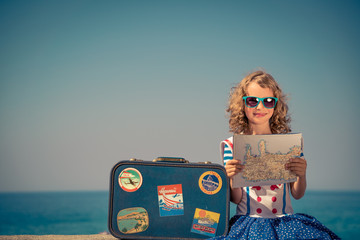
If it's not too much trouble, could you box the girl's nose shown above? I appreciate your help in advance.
[256,101,265,109]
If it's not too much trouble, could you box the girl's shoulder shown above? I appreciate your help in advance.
[220,136,233,150]
[220,136,234,163]
[221,132,248,149]
[222,136,233,144]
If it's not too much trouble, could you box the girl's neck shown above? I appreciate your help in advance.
[247,124,272,135]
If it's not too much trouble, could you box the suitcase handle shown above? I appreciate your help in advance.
[152,157,189,163]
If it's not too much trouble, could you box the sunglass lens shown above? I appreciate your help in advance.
[263,98,275,108]
[246,97,259,107]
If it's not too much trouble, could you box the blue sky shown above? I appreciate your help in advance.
[0,0,359,192]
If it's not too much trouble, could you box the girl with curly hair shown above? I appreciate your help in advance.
[212,70,339,239]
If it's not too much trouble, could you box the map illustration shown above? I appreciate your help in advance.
[233,133,302,187]
[242,139,299,181]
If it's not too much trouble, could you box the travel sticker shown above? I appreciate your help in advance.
[191,208,220,237]
[199,171,222,195]
[118,168,143,192]
[117,207,149,234]
[157,184,184,217]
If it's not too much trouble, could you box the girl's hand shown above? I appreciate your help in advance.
[225,159,245,179]
[226,159,245,203]
[285,157,307,178]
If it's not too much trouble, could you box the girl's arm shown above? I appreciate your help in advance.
[225,159,244,203]
[230,182,243,204]
[287,158,307,199]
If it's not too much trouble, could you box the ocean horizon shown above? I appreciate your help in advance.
[1,190,359,239]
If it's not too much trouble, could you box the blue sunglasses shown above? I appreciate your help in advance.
[243,96,278,109]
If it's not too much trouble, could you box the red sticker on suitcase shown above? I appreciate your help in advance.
[199,171,222,195]
[157,184,184,217]
[118,168,143,192]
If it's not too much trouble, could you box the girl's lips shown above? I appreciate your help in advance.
[254,113,267,117]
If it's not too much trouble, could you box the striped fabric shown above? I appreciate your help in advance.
[223,144,233,166]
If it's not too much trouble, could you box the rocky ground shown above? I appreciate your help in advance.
[0,234,117,240]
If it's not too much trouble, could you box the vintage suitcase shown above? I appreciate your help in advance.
[108,157,230,239]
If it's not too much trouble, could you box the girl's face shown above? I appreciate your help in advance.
[244,82,275,131]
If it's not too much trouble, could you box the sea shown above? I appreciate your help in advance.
[0,190,359,239]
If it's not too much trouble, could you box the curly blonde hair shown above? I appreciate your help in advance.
[227,70,291,134]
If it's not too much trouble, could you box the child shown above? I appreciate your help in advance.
[212,70,339,239]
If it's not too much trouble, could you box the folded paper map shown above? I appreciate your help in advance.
[233,133,303,187]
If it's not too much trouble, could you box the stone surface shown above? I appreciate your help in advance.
[0,235,117,240]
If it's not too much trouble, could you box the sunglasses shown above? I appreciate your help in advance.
[243,96,278,109]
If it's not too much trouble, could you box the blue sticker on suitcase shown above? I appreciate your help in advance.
[157,184,184,217]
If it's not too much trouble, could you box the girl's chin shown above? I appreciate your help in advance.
[249,118,271,126]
